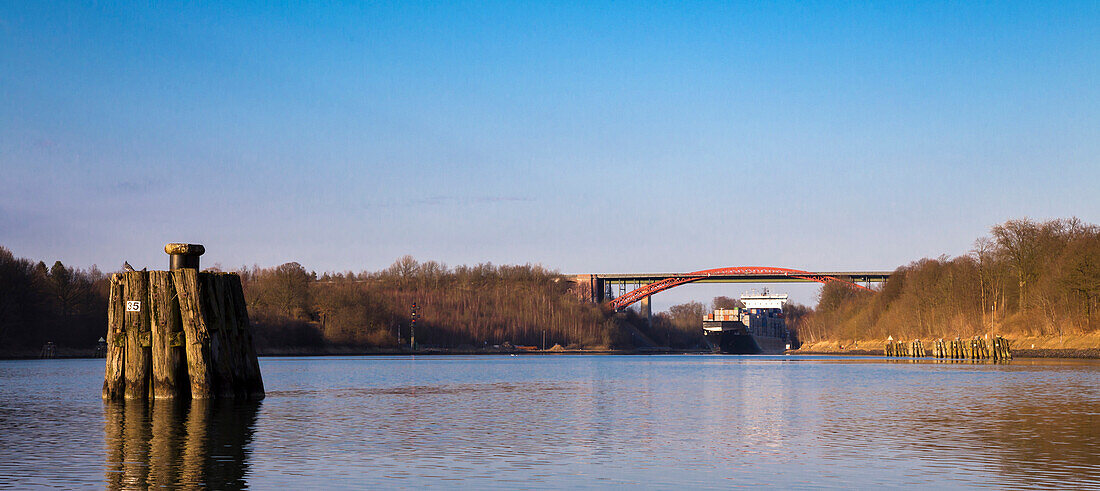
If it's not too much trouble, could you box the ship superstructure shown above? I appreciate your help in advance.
[702,289,791,354]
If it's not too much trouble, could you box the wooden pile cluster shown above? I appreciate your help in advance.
[931,336,1012,361]
[991,336,1013,361]
[103,399,259,487]
[102,270,264,400]
[884,339,904,356]
[886,335,1012,361]
[910,339,926,357]
[884,339,898,356]
[885,339,927,357]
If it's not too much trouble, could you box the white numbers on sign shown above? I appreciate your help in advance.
[126,301,141,312]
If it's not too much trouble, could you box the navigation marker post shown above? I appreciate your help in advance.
[410,302,418,351]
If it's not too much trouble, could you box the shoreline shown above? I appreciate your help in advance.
[793,333,1100,359]
[7,333,1100,360]
[790,348,1100,359]
[0,347,712,360]
[5,347,1099,360]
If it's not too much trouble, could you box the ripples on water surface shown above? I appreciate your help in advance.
[1,355,1098,488]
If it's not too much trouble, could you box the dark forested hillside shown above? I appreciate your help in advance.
[0,247,108,355]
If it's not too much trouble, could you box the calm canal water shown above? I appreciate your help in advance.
[1,355,1098,489]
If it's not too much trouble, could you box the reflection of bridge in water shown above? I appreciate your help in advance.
[571,267,893,319]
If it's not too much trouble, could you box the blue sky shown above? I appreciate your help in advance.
[2,1,1098,308]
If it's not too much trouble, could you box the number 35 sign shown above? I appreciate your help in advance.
[125,301,141,312]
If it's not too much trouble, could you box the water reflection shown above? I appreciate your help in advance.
[812,361,1100,488]
[103,399,260,489]
[2,357,1098,488]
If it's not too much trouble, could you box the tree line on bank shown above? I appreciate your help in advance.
[799,218,1100,342]
[3,216,1095,354]
[238,256,674,351]
[0,247,703,354]
[0,247,108,354]
[239,260,799,351]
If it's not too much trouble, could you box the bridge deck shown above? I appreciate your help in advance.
[583,271,893,282]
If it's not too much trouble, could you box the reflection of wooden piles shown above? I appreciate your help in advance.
[103,403,125,490]
[103,400,259,488]
[149,402,183,487]
[121,401,151,487]
[888,335,1012,361]
[103,268,264,400]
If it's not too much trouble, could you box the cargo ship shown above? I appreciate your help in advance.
[702,289,791,354]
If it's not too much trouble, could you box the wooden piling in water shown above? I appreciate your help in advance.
[103,275,126,399]
[174,268,215,399]
[229,273,265,398]
[885,334,1012,361]
[102,244,263,401]
[123,271,151,399]
[149,271,184,399]
[990,335,1012,361]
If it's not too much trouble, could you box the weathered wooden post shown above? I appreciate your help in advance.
[103,275,126,399]
[123,271,151,398]
[992,335,1012,361]
[102,244,263,400]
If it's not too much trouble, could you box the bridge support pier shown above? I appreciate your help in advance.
[639,295,651,327]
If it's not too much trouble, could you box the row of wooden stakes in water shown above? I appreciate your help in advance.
[884,336,1013,360]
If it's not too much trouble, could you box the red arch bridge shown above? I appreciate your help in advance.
[570,267,892,316]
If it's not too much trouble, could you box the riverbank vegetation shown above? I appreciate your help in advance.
[3,217,1097,355]
[798,218,1100,343]
[240,256,652,351]
[0,248,695,355]
[0,247,108,355]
